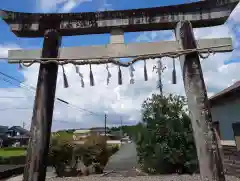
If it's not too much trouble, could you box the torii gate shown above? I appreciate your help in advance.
[0,0,239,181]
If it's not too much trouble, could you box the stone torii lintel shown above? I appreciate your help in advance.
[7,37,233,63]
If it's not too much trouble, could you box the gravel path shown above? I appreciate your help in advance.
[5,167,56,181]
[45,175,240,181]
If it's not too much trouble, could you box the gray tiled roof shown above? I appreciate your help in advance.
[209,81,240,102]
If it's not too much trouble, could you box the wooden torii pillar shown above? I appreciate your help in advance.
[22,29,61,181]
[176,21,226,181]
[0,1,238,181]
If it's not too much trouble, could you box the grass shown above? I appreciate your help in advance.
[0,148,26,157]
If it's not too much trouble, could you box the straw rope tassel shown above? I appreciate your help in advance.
[62,65,69,88]
[89,64,94,86]
[172,58,177,84]
[118,65,122,85]
[144,60,148,81]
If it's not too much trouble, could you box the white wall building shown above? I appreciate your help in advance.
[209,81,240,148]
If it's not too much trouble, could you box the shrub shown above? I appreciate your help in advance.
[48,132,78,177]
[83,135,110,173]
[48,133,115,176]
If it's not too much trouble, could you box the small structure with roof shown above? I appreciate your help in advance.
[209,81,240,149]
[6,126,30,146]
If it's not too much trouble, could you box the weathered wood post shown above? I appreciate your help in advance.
[175,21,225,181]
[23,29,61,181]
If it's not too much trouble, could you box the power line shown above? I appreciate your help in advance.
[0,76,101,117]
[0,71,103,117]
[0,107,31,111]
[0,77,104,127]
[0,96,31,99]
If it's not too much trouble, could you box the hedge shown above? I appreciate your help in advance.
[0,156,26,165]
[1,147,27,151]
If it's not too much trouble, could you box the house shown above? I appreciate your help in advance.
[209,80,240,149]
[6,126,30,146]
[0,125,30,147]
[73,127,110,140]
[7,126,30,137]
[73,127,124,146]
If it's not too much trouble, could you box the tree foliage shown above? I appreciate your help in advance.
[136,94,199,174]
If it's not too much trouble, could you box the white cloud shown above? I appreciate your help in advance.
[37,0,92,12]
[1,2,240,131]
[97,0,114,11]
[230,2,240,23]
[0,44,20,57]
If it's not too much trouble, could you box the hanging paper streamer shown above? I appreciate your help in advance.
[79,72,85,88]
[106,64,111,85]
[172,58,177,84]
[75,65,84,88]
[89,64,94,86]
[62,65,69,88]
[156,60,163,95]
[144,60,148,81]
[118,66,122,85]
[129,64,135,84]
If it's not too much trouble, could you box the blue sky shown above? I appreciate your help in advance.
[0,0,239,130]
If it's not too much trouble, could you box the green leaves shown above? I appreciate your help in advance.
[136,93,199,174]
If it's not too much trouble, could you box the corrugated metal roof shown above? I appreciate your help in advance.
[209,80,240,101]
[74,129,90,134]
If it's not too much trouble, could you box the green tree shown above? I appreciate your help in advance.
[137,94,198,174]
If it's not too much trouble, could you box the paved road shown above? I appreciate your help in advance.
[0,165,24,173]
[103,143,139,176]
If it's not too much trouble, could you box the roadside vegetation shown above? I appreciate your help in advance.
[111,94,199,175]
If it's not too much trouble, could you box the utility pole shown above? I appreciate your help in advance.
[23,29,61,181]
[153,60,165,97]
[120,116,123,138]
[104,114,107,136]
[175,21,225,181]
[157,60,163,97]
